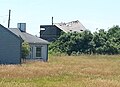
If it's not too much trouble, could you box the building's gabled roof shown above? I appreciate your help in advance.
[54,20,86,33]
[0,24,22,41]
[9,28,49,44]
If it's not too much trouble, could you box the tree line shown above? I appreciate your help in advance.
[49,25,120,55]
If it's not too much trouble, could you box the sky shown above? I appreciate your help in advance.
[0,0,120,36]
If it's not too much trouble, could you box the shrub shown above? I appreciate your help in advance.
[21,41,30,60]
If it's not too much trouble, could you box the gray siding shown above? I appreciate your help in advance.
[40,25,61,42]
[41,44,48,61]
[0,25,21,64]
[27,44,48,61]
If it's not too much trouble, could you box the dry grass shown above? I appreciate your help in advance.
[0,55,120,87]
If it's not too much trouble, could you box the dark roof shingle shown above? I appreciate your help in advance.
[9,28,49,44]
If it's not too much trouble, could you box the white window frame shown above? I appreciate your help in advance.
[35,46,42,59]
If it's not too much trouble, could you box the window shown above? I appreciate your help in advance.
[40,28,45,30]
[36,47,41,57]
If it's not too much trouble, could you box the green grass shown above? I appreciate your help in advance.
[0,55,120,87]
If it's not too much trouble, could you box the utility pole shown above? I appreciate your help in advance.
[52,17,53,25]
[8,9,11,28]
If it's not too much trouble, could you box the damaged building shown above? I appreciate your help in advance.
[40,19,86,42]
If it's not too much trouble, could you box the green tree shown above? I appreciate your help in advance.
[22,42,30,60]
[49,30,93,55]
[49,26,120,55]
[106,25,120,54]
[93,29,107,54]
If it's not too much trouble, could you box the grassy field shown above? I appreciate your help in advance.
[0,55,120,87]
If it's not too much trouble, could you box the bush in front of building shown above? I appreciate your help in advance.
[21,41,30,60]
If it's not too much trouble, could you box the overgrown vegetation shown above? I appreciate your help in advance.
[49,25,120,55]
[0,55,120,87]
[21,41,30,59]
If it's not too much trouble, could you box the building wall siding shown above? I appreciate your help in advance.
[40,25,61,42]
[28,44,48,61]
[0,25,21,64]
[41,44,48,61]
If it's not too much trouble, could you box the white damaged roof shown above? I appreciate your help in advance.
[54,20,86,33]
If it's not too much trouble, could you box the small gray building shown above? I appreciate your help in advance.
[0,23,49,64]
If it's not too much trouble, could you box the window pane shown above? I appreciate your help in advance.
[36,47,41,57]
